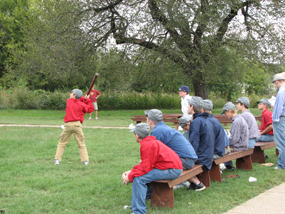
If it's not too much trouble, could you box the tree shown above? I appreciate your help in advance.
[4,0,96,91]
[77,0,285,98]
[0,0,30,82]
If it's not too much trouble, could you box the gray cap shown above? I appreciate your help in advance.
[257,98,271,108]
[144,109,163,122]
[222,102,236,114]
[272,73,285,82]
[235,97,250,108]
[71,89,82,99]
[130,123,150,139]
[202,99,213,111]
[189,96,203,109]
[179,115,192,128]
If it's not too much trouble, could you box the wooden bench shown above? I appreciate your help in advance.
[131,114,262,128]
[251,141,276,163]
[150,164,210,208]
[209,148,254,183]
[131,114,183,128]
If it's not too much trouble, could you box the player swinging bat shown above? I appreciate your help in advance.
[86,73,101,120]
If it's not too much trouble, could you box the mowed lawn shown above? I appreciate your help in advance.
[0,109,283,213]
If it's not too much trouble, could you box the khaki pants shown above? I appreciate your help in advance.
[55,121,89,162]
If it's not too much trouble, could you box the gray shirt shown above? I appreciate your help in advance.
[229,114,249,151]
[240,109,260,139]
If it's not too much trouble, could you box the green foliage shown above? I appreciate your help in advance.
[39,91,66,110]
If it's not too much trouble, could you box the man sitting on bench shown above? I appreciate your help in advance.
[202,99,227,159]
[122,123,182,214]
[187,96,215,188]
[145,109,205,191]
[256,98,274,142]
[222,102,249,169]
[179,115,192,141]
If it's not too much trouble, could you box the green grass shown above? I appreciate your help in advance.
[0,109,280,213]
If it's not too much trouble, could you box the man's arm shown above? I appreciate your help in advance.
[260,124,273,135]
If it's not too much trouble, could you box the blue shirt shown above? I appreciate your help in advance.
[272,85,285,122]
[189,113,215,171]
[208,114,226,157]
[229,114,249,151]
[240,109,260,139]
[151,121,198,160]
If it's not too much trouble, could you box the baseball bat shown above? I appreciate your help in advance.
[86,73,99,96]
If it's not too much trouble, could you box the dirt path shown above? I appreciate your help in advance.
[0,124,129,129]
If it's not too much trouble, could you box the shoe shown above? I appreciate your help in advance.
[123,205,132,210]
[187,182,206,191]
[225,165,236,170]
[83,161,89,165]
[173,183,185,189]
[88,117,91,120]
[96,117,98,120]
[54,159,60,165]
[265,154,269,159]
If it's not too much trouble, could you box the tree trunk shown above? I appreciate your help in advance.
[192,73,208,99]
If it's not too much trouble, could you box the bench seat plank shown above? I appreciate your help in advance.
[150,165,207,208]
[210,148,254,183]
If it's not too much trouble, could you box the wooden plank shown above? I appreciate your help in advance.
[150,182,174,208]
[214,149,254,165]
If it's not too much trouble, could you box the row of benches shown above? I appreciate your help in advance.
[150,141,276,208]
[131,114,262,128]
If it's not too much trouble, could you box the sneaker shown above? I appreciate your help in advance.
[96,117,98,120]
[187,182,206,191]
[265,154,269,159]
[83,161,89,165]
[88,117,91,120]
[123,205,132,210]
[54,159,60,165]
[173,183,185,189]
[225,165,236,170]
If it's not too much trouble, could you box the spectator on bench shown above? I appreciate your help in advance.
[256,98,274,142]
[202,99,227,159]
[222,102,249,170]
[235,97,260,148]
[179,115,192,141]
[145,109,205,191]
[122,123,182,214]
[187,96,215,187]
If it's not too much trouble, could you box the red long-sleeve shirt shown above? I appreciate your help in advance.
[128,136,182,182]
[64,97,94,124]
[260,108,274,135]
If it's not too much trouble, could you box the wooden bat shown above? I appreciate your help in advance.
[86,73,99,96]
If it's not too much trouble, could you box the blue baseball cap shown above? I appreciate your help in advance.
[179,86,189,94]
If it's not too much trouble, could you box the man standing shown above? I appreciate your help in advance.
[235,97,259,148]
[179,86,192,116]
[256,98,274,142]
[122,123,182,214]
[87,85,101,120]
[272,73,285,170]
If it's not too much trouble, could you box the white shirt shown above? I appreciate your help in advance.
[181,94,192,116]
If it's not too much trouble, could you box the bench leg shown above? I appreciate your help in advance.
[251,147,265,163]
[276,148,279,156]
[209,162,222,182]
[236,155,253,170]
[150,182,174,208]
[197,170,211,187]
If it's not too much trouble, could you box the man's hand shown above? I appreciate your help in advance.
[85,94,90,99]
[122,170,131,185]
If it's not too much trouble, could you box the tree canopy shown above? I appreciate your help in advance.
[77,0,285,98]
